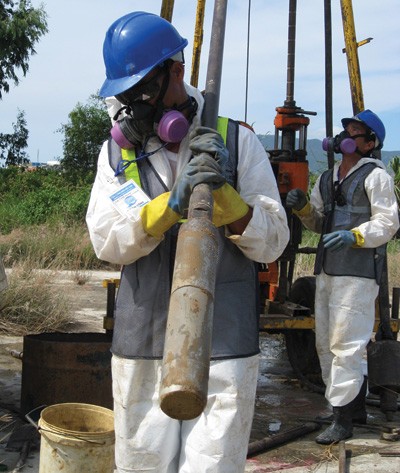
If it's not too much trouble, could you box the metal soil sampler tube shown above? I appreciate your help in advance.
[160,186,219,420]
[160,0,227,420]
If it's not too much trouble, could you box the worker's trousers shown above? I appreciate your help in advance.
[112,354,259,473]
[315,271,378,407]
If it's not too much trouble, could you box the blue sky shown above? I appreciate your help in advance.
[1,0,399,164]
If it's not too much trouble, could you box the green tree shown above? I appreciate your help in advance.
[0,109,29,166]
[0,0,48,99]
[59,94,110,184]
[389,155,400,203]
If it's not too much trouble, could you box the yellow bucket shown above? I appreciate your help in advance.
[38,403,115,473]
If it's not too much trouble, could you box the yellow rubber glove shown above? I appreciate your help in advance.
[352,229,365,247]
[140,192,181,239]
[212,183,249,227]
[292,201,311,217]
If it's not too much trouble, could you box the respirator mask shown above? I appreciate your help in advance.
[322,129,373,156]
[322,130,357,155]
[110,65,197,149]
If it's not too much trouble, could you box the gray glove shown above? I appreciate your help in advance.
[168,153,225,215]
[286,189,308,211]
[189,126,229,166]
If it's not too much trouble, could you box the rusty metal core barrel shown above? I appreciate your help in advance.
[367,339,400,395]
[160,216,218,420]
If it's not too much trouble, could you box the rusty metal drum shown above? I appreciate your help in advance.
[20,332,112,415]
[367,339,400,395]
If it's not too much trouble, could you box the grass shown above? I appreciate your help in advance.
[0,261,74,335]
[0,222,115,271]
[0,222,115,335]
[0,224,399,336]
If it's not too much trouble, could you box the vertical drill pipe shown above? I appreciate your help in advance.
[160,0,228,420]
[244,0,251,123]
[324,0,335,169]
[340,0,364,114]
[190,0,207,88]
[202,0,228,128]
[160,0,175,22]
[279,0,297,156]
[285,0,297,107]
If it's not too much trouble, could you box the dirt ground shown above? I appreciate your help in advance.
[0,270,400,472]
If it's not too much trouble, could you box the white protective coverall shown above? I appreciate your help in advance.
[298,158,399,407]
[86,83,289,473]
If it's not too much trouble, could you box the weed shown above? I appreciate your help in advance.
[0,261,74,335]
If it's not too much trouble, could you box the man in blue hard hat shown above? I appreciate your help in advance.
[86,11,289,473]
[286,110,399,444]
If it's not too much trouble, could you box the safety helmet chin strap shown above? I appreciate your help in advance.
[152,65,172,123]
[174,96,198,123]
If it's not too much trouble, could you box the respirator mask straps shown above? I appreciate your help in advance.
[175,96,198,122]
[113,106,130,122]
[114,136,168,177]
[156,96,198,144]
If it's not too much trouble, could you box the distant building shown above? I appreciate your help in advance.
[29,160,62,170]
[45,160,61,168]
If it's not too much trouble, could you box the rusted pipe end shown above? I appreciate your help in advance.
[160,389,206,420]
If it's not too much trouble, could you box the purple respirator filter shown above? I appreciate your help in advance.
[322,137,357,154]
[157,110,189,143]
[111,122,135,150]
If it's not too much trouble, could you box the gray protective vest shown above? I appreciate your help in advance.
[314,162,386,282]
[109,119,260,360]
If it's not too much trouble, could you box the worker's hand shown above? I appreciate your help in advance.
[168,153,225,215]
[189,126,229,167]
[286,189,308,211]
[322,230,356,252]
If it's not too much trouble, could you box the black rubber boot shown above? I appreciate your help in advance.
[315,376,368,424]
[315,405,353,444]
[350,377,368,424]
[316,377,368,425]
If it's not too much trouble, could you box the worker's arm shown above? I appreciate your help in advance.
[224,126,290,264]
[355,167,399,247]
[227,207,253,235]
[289,174,326,234]
[86,141,163,265]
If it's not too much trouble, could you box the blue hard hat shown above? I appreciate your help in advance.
[99,11,188,98]
[341,109,386,150]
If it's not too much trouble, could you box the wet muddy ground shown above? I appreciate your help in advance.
[1,271,400,472]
